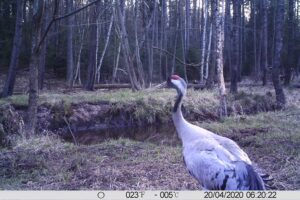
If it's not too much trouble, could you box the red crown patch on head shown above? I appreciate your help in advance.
[171,75,181,80]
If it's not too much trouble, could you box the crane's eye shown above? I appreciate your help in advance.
[171,75,180,80]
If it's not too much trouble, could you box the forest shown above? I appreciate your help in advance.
[0,0,300,191]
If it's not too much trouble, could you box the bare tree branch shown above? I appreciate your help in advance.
[36,0,102,52]
[152,46,200,67]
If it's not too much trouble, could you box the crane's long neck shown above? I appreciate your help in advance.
[172,92,192,143]
[173,93,183,113]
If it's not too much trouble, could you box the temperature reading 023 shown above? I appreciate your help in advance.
[125,191,145,199]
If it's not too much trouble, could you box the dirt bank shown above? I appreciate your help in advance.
[0,89,278,145]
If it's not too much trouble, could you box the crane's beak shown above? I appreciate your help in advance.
[156,81,167,89]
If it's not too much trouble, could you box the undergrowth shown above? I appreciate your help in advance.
[0,87,299,189]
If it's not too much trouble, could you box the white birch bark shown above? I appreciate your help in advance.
[96,14,114,83]
[205,23,212,80]
[200,0,208,82]
[112,41,121,83]
[214,0,227,118]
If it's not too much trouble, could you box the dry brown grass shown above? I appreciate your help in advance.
[0,137,199,190]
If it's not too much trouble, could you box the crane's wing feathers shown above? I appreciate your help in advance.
[189,123,251,164]
[183,148,234,190]
[183,141,265,190]
[213,135,252,164]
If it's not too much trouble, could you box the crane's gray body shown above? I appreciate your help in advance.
[168,76,265,190]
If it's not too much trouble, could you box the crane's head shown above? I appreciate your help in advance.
[167,75,187,96]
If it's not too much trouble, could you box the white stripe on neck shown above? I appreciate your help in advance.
[172,96,198,144]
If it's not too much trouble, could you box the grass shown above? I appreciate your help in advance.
[0,86,300,190]
[0,108,299,189]
[0,89,198,110]
[0,136,199,190]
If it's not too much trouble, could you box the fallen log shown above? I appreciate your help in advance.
[73,83,207,90]
[292,84,300,88]
[73,84,131,89]
[188,83,206,90]
[12,82,270,94]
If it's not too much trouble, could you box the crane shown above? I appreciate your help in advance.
[167,74,266,190]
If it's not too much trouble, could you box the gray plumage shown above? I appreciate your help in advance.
[167,75,265,190]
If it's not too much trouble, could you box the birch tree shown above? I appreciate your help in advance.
[205,23,212,80]
[206,0,217,89]
[116,0,141,90]
[96,13,114,83]
[214,0,227,118]
[200,0,208,83]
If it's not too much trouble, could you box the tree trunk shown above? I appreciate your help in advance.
[66,0,75,87]
[158,0,167,82]
[272,0,286,108]
[147,27,154,85]
[185,0,190,53]
[116,0,141,91]
[84,1,99,91]
[206,0,217,89]
[284,0,295,86]
[134,1,145,87]
[238,0,244,81]
[38,3,48,90]
[270,1,276,71]
[181,25,188,82]
[200,0,208,83]
[1,0,24,97]
[171,1,180,75]
[230,0,240,93]
[38,32,47,90]
[214,0,227,118]
[205,23,212,80]
[73,29,85,85]
[192,0,197,41]
[146,1,157,86]
[180,0,188,82]
[96,14,114,83]
[261,0,268,86]
[112,41,121,83]
[253,0,258,78]
[224,0,231,79]
[26,0,45,136]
